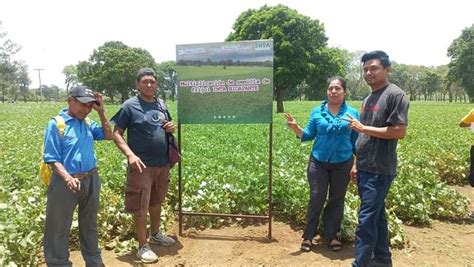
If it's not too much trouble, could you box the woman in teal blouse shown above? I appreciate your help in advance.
[286,76,359,252]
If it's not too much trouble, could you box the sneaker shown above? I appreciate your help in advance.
[136,243,158,263]
[149,232,176,246]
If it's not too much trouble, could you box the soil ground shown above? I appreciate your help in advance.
[60,186,474,266]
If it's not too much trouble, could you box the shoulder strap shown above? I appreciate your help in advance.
[158,98,172,121]
[53,115,66,137]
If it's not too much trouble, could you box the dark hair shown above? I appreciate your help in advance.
[136,67,157,82]
[361,50,391,68]
[327,76,347,91]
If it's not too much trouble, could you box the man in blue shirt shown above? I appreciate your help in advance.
[43,86,112,266]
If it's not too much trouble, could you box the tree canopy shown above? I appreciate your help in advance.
[226,4,335,112]
[448,24,474,102]
[76,41,157,103]
[157,61,177,101]
[0,21,30,103]
[62,65,78,95]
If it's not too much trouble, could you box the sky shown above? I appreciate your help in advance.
[1,0,473,89]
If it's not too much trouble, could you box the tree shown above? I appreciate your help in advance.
[226,4,329,112]
[9,61,30,102]
[62,65,78,95]
[303,47,346,100]
[448,24,474,102]
[390,63,424,101]
[157,61,177,101]
[0,21,22,103]
[420,67,442,101]
[40,84,60,100]
[340,50,370,100]
[77,41,158,103]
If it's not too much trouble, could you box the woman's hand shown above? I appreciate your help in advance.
[285,112,299,130]
[285,112,303,138]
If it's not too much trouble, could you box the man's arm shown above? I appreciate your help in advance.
[344,114,407,140]
[92,93,113,140]
[112,125,146,173]
[51,162,81,192]
[359,124,406,139]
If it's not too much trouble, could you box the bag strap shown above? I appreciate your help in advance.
[53,115,66,137]
[53,115,91,137]
[157,98,172,121]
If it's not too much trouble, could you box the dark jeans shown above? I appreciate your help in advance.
[44,172,102,267]
[352,171,395,267]
[302,156,353,241]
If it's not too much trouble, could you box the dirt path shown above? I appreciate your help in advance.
[62,186,474,266]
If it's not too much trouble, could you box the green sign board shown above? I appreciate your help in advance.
[176,40,273,124]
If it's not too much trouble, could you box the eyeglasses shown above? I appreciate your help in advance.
[139,79,157,85]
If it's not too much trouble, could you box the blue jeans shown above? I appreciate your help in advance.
[352,171,395,267]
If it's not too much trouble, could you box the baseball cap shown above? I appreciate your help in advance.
[69,86,98,104]
[136,67,157,81]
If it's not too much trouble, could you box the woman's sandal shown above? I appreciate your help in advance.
[300,239,312,252]
[328,239,342,252]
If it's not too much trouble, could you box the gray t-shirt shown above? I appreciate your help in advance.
[355,83,409,175]
[111,96,169,166]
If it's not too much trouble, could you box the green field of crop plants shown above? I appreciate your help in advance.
[0,101,472,265]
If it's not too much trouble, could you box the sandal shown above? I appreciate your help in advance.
[300,239,312,252]
[328,239,342,252]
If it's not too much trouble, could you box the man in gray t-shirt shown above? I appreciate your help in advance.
[344,51,409,267]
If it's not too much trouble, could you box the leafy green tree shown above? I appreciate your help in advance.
[420,67,442,101]
[41,84,60,100]
[303,47,346,100]
[62,65,78,95]
[157,61,177,101]
[226,4,329,112]
[77,41,157,103]
[9,61,30,102]
[0,21,22,103]
[448,24,474,102]
[391,63,424,101]
[340,50,370,100]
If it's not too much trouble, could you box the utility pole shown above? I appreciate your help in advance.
[33,68,44,102]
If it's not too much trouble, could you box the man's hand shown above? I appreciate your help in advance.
[342,114,366,133]
[128,154,146,173]
[350,164,358,182]
[66,177,81,193]
[92,92,105,113]
[163,120,176,133]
